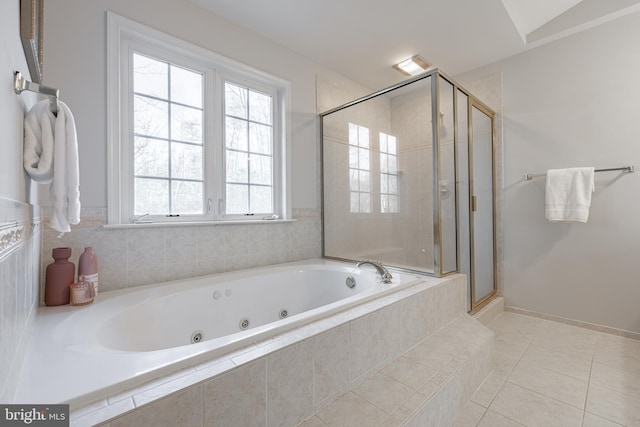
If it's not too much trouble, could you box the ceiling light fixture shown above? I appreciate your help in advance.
[393,55,431,76]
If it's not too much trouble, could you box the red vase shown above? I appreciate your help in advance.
[78,247,99,296]
[45,247,75,306]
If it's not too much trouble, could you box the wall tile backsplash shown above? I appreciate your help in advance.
[0,197,40,402]
[40,208,321,294]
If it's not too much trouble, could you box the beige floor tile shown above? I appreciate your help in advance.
[477,409,526,427]
[582,412,624,427]
[352,372,414,414]
[586,384,640,426]
[380,356,438,390]
[377,407,412,427]
[531,321,599,361]
[493,351,519,376]
[488,312,544,344]
[493,335,529,359]
[490,382,583,427]
[297,416,328,427]
[449,401,486,427]
[591,362,640,399]
[520,344,592,381]
[316,392,387,427]
[594,335,640,375]
[507,360,588,409]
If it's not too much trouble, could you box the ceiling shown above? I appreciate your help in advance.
[190,0,640,90]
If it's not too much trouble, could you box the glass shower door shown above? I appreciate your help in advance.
[470,103,496,310]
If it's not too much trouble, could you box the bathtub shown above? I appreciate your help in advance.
[14,259,425,407]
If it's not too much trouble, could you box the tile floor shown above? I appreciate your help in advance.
[451,312,640,427]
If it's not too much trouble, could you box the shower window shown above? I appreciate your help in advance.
[348,123,371,213]
[106,13,291,225]
[379,132,398,213]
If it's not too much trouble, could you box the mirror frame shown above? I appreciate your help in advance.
[20,0,44,83]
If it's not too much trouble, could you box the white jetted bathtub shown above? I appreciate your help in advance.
[15,259,424,406]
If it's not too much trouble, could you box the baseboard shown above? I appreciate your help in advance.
[505,306,640,341]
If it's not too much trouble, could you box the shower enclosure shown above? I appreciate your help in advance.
[320,68,496,312]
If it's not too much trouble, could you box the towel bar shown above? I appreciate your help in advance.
[524,165,634,181]
[13,70,59,115]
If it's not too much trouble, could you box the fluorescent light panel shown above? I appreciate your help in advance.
[393,55,431,76]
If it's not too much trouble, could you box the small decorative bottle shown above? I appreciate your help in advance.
[78,247,99,296]
[45,247,75,306]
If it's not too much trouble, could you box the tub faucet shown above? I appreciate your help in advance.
[356,260,393,284]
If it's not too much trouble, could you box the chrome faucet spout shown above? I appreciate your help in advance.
[356,260,393,284]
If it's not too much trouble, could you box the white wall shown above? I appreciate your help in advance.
[457,11,640,333]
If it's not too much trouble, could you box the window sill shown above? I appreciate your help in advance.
[102,219,297,230]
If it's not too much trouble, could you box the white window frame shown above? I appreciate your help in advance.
[219,74,283,220]
[107,12,291,225]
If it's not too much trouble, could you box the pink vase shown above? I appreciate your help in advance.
[45,247,74,306]
[78,247,99,296]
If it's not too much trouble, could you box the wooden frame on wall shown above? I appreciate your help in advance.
[20,0,44,84]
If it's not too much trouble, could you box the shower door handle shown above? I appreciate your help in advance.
[471,196,477,212]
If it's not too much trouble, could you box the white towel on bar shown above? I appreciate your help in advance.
[24,99,81,234]
[545,167,594,223]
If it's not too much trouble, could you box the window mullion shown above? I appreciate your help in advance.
[245,94,252,213]
[167,63,173,215]
[212,70,225,220]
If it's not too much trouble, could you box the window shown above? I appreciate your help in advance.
[379,132,399,213]
[224,83,274,215]
[107,13,290,224]
[133,53,204,216]
[348,123,371,213]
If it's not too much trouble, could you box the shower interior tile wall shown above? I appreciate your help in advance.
[0,198,40,402]
[40,208,321,293]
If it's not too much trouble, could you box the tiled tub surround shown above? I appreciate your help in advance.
[0,197,40,402]
[302,315,494,427]
[40,207,321,294]
[17,260,421,405]
[60,272,487,426]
